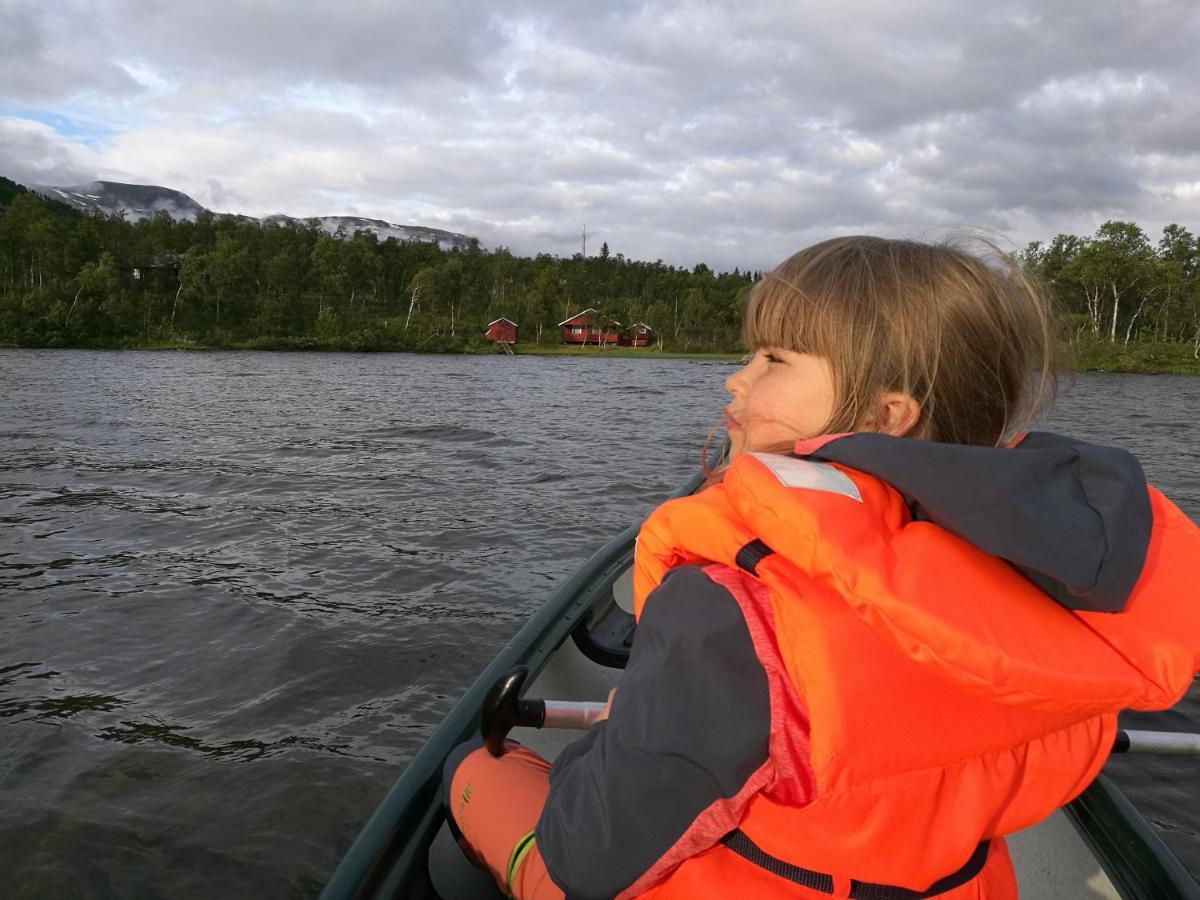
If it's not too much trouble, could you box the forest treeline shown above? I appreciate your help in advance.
[2,176,1198,367]
[0,178,753,353]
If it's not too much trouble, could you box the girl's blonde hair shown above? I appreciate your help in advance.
[741,235,1057,447]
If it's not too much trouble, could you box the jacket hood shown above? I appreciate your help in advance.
[794,432,1151,614]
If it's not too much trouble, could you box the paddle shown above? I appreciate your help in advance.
[480,667,1200,758]
[480,666,607,756]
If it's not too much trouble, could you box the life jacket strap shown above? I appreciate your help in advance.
[720,829,991,899]
[735,539,774,575]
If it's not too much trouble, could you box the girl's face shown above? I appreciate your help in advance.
[723,347,837,459]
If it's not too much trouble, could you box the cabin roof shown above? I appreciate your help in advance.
[558,308,621,327]
[487,317,519,326]
[557,308,600,326]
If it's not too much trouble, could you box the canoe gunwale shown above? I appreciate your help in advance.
[320,525,638,899]
[320,471,705,900]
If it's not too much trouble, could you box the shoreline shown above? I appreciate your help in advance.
[0,339,745,364]
[1,341,1197,374]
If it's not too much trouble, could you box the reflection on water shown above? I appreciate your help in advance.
[0,350,1197,897]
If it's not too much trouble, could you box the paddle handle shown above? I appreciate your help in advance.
[481,667,608,756]
[1113,729,1200,756]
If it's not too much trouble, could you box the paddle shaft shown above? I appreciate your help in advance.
[518,706,1200,756]
[520,709,1200,754]
[483,669,1200,758]
[541,700,608,729]
[1113,729,1200,756]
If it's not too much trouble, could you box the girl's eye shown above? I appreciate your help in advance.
[763,351,784,364]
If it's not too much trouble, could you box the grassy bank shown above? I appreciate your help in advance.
[509,343,742,362]
[1062,338,1200,375]
[0,331,742,361]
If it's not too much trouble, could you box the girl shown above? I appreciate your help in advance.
[438,236,1200,899]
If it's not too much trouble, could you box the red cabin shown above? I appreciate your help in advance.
[484,317,519,344]
[558,308,621,345]
[619,322,654,347]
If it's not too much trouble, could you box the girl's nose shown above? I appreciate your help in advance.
[725,365,748,396]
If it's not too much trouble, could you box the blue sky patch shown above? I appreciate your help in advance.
[3,108,113,148]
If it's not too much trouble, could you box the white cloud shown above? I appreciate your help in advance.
[0,117,99,185]
[2,0,1199,269]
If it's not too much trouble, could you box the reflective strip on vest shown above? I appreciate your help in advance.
[748,453,863,501]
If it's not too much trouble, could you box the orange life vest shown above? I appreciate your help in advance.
[628,451,1200,896]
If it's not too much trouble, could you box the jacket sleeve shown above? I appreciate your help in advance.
[534,564,772,899]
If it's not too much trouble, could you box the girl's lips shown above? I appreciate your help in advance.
[724,407,742,430]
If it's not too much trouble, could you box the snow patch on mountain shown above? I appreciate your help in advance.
[262,214,474,251]
[33,181,207,222]
[25,179,476,250]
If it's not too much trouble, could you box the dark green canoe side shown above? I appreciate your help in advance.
[318,470,686,900]
[1065,773,1200,899]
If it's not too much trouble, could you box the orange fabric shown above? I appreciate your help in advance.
[631,451,1200,894]
[449,744,564,900]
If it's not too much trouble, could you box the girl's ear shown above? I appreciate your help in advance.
[871,391,921,437]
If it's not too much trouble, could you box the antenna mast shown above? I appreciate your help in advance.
[581,225,588,257]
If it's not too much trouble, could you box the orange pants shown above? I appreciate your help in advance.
[447,743,563,900]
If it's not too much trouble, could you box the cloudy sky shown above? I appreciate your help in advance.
[2,0,1198,270]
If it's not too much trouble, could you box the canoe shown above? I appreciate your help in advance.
[320,469,1200,900]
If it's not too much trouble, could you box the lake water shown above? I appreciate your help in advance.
[1,350,1197,897]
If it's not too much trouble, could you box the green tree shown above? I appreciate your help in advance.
[66,252,123,338]
[1061,222,1155,343]
[207,233,254,333]
[311,234,348,316]
[1153,225,1197,343]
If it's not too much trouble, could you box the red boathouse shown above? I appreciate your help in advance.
[484,317,519,344]
[558,308,621,345]
[619,322,654,347]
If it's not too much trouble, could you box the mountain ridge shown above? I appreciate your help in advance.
[23,179,476,250]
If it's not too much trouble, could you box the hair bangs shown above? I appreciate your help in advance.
[742,269,832,356]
